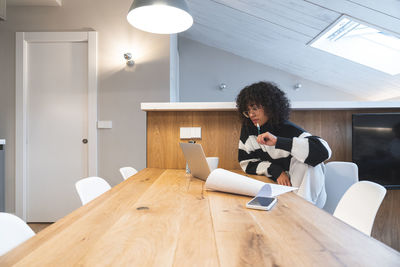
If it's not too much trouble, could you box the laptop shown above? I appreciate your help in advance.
[179,142,211,180]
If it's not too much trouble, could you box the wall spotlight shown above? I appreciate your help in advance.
[294,83,302,91]
[124,53,135,67]
[219,83,227,91]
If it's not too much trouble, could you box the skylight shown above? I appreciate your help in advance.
[309,15,400,75]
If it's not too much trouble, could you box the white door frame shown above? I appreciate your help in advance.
[15,32,98,221]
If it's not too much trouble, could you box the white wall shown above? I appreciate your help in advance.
[0,0,170,213]
[178,37,364,102]
[170,34,179,102]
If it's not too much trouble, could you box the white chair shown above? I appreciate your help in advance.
[75,177,111,205]
[323,161,359,214]
[0,213,35,256]
[333,181,386,236]
[119,167,138,180]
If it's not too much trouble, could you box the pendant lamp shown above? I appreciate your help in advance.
[127,0,193,34]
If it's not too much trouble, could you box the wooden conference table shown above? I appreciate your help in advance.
[1,168,399,266]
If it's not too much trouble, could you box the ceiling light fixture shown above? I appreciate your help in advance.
[127,0,193,34]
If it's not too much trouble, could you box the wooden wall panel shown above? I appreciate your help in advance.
[291,110,351,161]
[193,111,242,170]
[146,111,242,169]
[147,109,400,168]
[372,190,400,251]
[322,110,350,161]
[147,111,192,168]
[290,110,322,137]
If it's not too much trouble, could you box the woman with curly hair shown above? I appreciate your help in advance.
[236,81,331,207]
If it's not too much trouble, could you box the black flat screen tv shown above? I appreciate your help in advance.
[352,113,400,189]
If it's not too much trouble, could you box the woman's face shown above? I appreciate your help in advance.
[245,104,269,126]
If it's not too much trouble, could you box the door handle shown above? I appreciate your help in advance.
[82,139,88,144]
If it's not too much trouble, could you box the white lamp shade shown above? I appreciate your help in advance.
[127,0,193,34]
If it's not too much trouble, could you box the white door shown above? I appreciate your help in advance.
[26,41,88,222]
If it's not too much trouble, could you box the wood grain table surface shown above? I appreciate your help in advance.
[1,168,399,266]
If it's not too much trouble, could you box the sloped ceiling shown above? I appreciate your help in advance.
[180,0,400,101]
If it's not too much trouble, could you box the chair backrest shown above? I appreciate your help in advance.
[323,161,359,214]
[75,177,111,205]
[0,213,35,256]
[119,167,138,180]
[333,181,386,236]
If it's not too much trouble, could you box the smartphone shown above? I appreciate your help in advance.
[246,196,277,211]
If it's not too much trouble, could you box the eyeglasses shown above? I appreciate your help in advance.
[242,105,262,118]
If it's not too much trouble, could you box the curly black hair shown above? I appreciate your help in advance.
[236,81,291,127]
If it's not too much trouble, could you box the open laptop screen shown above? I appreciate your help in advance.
[179,143,211,180]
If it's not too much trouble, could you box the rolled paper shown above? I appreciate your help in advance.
[205,168,297,197]
[205,168,265,196]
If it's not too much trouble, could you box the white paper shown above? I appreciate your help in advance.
[256,183,297,198]
[205,168,297,197]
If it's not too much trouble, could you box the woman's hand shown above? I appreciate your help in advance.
[276,172,292,186]
[257,132,277,146]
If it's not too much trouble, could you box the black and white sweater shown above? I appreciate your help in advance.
[238,120,332,181]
